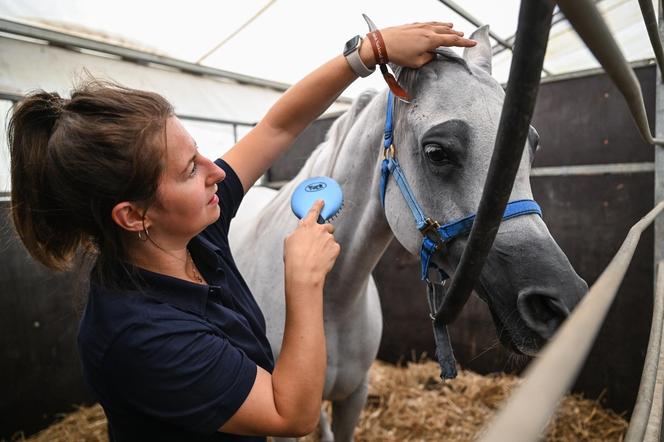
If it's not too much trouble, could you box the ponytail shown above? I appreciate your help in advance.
[8,92,82,270]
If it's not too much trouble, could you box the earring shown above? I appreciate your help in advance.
[137,227,150,241]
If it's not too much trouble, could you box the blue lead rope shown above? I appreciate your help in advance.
[379,91,543,379]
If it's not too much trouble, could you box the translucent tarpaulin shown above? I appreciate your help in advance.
[0,0,657,97]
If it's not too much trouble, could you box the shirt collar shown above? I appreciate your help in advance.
[136,234,224,316]
[189,234,224,271]
[138,268,209,316]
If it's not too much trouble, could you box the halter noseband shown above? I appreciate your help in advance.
[379,91,542,378]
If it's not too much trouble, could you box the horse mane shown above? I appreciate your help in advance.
[392,47,473,96]
[314,88,379,176]
[326,89,377,143]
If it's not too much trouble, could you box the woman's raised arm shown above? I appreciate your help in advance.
[222,22,476,193]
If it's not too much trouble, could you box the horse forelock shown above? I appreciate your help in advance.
[392,48,473,93]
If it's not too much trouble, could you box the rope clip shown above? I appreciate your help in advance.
[383,144,396,159]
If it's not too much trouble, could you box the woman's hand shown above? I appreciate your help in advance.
[360,22,477,69]
[283,200,341,290]
[223,199,339,437]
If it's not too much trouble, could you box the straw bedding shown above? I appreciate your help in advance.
[10,360,627,442]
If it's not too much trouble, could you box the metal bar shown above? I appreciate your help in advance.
[626,260,664,441]
[645,339,664,440]
[479,201,664,442]
[435,0,554,324]
[639,0,664,81]
[0,92,256,127]
[0,18,294,93]
[655,0,664,274]
[437,0,553,76]
[176,113,256,127]
[531,162,655,176]
[0,91,22,102]
[492,5,568,57]
[556,0,664,145]
[538,59,655,85]
[437,0,512,48]
[492,0,605,57]
[196,0,278,64]
[655,2,664,440]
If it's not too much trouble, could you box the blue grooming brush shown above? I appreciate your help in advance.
[291,176,344,224]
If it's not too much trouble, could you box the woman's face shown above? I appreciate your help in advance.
[147,116,226,245]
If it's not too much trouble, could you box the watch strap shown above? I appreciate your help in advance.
[345,37,375,78]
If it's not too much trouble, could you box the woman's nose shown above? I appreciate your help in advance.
[207,161,225,185]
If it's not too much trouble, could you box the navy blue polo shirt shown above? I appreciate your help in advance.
[78,159,275,441]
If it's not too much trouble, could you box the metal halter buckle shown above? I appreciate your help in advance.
[419,217,441,236]
[383,144,395,159]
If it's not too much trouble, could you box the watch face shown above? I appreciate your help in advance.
[343,35,361,56]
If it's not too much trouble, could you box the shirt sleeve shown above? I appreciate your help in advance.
[104,316,257,435]
[215,159,245,235]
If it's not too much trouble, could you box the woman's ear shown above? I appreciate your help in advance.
[111,202,148,233]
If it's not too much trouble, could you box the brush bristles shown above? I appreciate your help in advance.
[326,201,344,223]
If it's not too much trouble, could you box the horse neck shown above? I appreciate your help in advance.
[319,94,397,304]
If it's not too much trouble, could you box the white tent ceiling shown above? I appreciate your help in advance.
[0,0,658,99]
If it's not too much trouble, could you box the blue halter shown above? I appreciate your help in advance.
[379,91,542,283]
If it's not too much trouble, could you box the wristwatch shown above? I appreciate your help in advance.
[343,35,375,78]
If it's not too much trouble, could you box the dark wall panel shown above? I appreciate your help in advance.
[0,203,92,438]
[531,65,655,166]
[533,172,654,415]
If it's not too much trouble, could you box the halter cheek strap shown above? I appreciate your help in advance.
[379,91,542,379]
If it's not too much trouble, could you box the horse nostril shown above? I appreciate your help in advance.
[517,291,570,340]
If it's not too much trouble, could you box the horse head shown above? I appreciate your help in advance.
[381,26,588,356]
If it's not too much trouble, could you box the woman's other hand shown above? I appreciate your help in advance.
[283,199,341,290]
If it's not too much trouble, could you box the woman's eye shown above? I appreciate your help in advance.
[189,162,198,177]
[424,144,450,164]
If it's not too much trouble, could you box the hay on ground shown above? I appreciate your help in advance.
[11,361,628,442]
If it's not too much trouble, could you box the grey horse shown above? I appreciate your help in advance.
[229,26,588,441]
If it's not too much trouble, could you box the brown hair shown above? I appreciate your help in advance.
[8,81,173,287]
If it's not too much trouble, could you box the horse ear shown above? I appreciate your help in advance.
[463,25,492,74]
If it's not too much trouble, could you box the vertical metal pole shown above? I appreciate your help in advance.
[656,1,664,264]
[655,2,664,438]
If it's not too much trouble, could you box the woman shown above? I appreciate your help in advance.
[8,21,475,441]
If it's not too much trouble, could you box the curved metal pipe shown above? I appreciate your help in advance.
[626,260,664,441]
[638,0,664,80]
[435,0,554,324]
[479,201,664,442]
[556,0,664,145]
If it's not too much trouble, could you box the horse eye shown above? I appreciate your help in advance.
[424,144,450,164]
